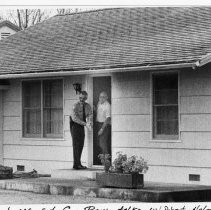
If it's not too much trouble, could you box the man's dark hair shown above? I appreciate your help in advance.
[80,90,88,96]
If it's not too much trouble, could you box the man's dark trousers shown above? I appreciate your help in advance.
[71,122,85,167]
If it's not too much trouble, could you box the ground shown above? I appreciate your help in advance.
[0,189,133,204]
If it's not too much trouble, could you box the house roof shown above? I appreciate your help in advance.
[0,20,20,32]
[0,7,211,76]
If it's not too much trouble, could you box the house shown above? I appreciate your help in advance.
[0,7,210,185]
[0,20,20,40]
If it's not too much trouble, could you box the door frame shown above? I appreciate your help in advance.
[85,74,112,167]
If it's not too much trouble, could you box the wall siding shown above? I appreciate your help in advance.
[3,101,21,116]
[2,68,211,185]
[145,166,211,185]
[112,69,211,185]
[0,26,17,40]
[2,76,88,173]
[3,116,21,131]
[112,147,211,168]
[181,114,211,131]
[181,96,211,114]
[112,72,149,98]
[0,92,3,164]
[112,115,150,131]
[112,98,150,115]
[3,159,77,174]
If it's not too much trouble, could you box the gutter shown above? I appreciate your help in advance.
[0,62,196,79]
[195,53,211,67]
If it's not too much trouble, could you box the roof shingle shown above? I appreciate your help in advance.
[0,7,211,75]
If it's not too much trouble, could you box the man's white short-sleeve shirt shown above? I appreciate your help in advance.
[96,101,111,123]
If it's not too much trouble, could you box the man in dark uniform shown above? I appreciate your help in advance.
[71,91,92,170]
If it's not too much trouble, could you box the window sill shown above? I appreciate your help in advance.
[149,139,181,143]
[21,137,65,141]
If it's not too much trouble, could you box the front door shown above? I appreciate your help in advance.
[93,76,111,165]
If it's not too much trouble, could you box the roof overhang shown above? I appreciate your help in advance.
[195,53,211,67]
[0,20,20,32]
[0,62,196,79]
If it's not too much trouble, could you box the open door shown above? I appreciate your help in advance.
[93,77,111,165]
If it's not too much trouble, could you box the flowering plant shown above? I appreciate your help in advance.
[109,152,148,174]
[111,152,127,173]
[98,153,111,172]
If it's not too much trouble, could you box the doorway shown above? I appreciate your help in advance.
[93,76,111,165]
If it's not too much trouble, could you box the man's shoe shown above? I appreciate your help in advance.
[78,165,87,169]
[73,166,80,170]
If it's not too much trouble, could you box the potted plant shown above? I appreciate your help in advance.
[0,165,13,179]
[96,152,148,189]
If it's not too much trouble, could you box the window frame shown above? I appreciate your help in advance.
[21,78,64,140]
[150,71,181,142]
[22,80,42,138]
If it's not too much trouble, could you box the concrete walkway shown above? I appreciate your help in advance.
[0,177,211,202]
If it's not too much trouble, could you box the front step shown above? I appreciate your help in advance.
[1,178,211,202]
[51,168,104,180]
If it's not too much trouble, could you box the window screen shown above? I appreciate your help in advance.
[153,73,178,139]
[22,80,63,138]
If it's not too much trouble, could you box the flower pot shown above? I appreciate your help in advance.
[96,172,144,189]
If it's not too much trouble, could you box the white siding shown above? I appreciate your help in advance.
[112,147,211,168]
[0,92,3,164]
[4,159,77,174]
[112,69,211,185]
[112,71,149,98]
[0,26,17,40]
[113,115,150,131]
[3,101,20,116]
[2,76,89,173]
[3,116,21,131]
[112,98,150,115]
[3,68,211,185]
[181,96,211,114]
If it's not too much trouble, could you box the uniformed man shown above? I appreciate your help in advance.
[71,91,92,170]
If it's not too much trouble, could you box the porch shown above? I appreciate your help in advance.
[0,176,210,202]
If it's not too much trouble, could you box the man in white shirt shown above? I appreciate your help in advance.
[96,91,111,155]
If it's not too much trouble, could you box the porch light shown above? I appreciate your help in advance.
[73,83,81,94]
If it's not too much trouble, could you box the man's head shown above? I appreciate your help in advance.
[79,91,88,103]
[99,91,108,104]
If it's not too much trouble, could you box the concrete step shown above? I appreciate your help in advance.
[51,168,104,180]
[0,178,211,202]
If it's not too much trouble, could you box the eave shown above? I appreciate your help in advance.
[0,62,197,79]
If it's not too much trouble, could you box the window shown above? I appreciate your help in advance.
[22,79,63,138]
[152,73,178,140]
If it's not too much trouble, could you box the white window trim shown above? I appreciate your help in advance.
[149,70,181,143]
[20,77,65,140]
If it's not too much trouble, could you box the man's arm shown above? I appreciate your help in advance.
[86,103,93,126]
[72,103,86,126]
[101,117,111,130]
[98,103,111,135]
